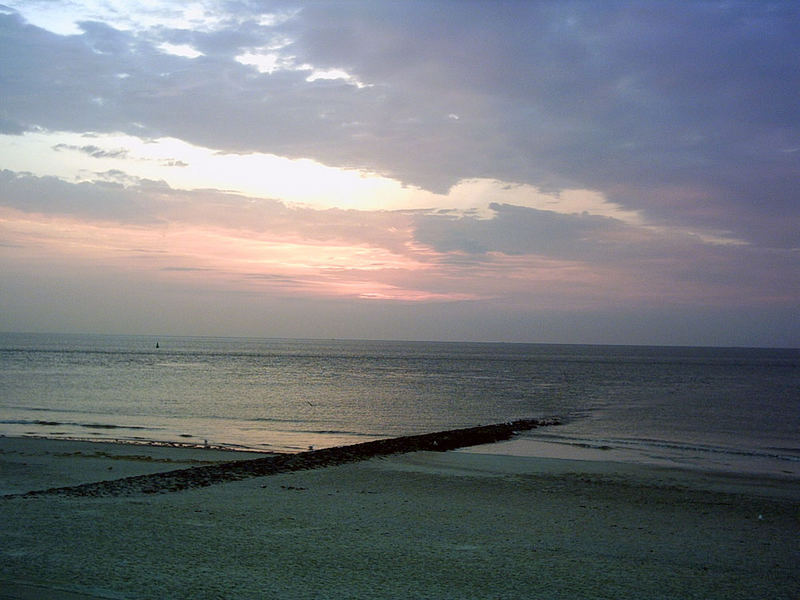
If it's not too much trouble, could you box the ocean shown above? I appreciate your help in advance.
[0,332,797,477]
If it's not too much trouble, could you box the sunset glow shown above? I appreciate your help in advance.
[1,1,797,345]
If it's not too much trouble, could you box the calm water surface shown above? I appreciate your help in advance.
[1,333,797,476]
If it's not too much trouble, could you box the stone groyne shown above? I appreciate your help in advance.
[12,418,559,498]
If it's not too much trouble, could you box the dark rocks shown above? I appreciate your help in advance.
[12,418,559,499]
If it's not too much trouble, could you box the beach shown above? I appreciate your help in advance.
[1,435,798,599]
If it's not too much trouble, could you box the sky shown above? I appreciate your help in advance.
[0,1,798,347]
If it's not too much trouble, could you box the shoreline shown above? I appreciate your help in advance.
[4,419,559,498]
[0,435,276,498]
[2,435,798,599]
[4,409,799,493]
[2,432,271,454]
[462,434,800,482]
[6,406,797,481]
[3,433,797,502]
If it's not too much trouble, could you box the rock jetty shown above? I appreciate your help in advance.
[13,418,559,498]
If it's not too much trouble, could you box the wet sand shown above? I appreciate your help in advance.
[1,436,798,599]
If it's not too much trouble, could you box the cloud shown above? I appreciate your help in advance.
[0,0,240,36]
[412,201,799,307]
[1,169,795,314]
[50,138,187,168]
[0,1,795,253]
[0,169,162,223]
[0,169,420,262]
[157,42,203,58]
[53,143,129,159]
[0,116,26,134]
[0,8,795,181]
[414,203,626,257]
[0,1,797,344]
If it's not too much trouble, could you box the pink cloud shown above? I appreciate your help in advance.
[1,173,796,324]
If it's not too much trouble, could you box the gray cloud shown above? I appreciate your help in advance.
[0,115,25,134]
[0,169,415,253]
[413,201,799,306]
[414,203,627,258]
[53,143,129,159]
[0,169,162,223]
[1,2,798,249]
[286,2,800,243]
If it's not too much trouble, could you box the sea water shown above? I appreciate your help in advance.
[0,333,797,476]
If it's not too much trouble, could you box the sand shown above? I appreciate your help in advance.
[1,436,798,599]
